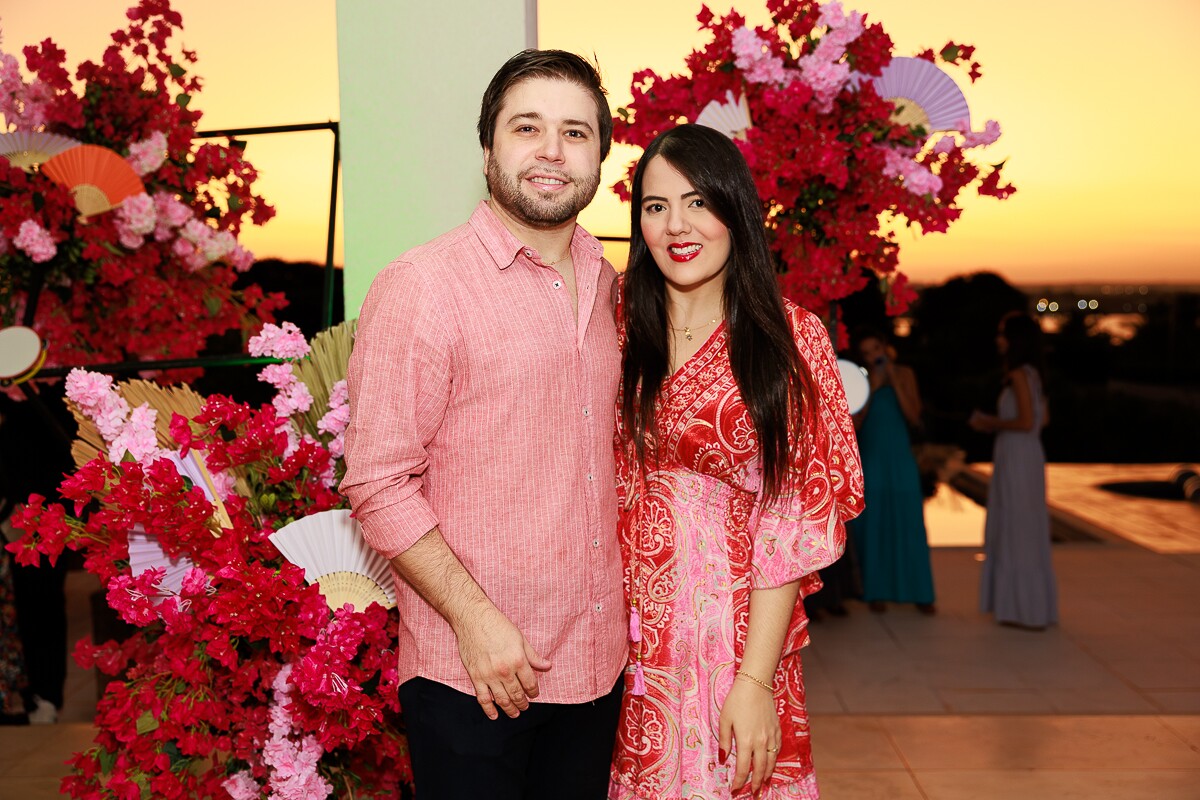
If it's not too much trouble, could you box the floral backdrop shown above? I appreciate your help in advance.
[0,0,284,378]
[613,0,1015,318]
[9,322,412,799]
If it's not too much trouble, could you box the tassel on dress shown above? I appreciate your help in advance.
[632,662,647,696]
[629,607,641,643]
[628,662,648,695]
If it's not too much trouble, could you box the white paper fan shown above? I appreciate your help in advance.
[269,509,396,612]
[694,91,752,139]
[166,450,216,502]
[872,57,969,133]
[128,524,195,597]
[125,450,211,597]
[0,326,48,386]
[837,358,871,415]
[0,131,80,171]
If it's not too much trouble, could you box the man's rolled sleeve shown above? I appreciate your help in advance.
[341,262,453,559]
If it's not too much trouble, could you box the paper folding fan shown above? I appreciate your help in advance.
[0,131,80,171]
[694,91,752,139]
[837,358,871,415]
[872,56,970,133]
[269,509,396,612]
[124,449,231,597]
[128,524,196,597]
[0,326,48,387]
[40,143,144,216]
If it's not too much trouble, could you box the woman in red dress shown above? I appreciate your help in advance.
[610,124,864,799]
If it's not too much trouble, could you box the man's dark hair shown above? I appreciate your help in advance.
[478,49,613,161]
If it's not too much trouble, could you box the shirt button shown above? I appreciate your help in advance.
[553,280,563,289]
[594,603,602,612]
[592,539,600,548]
[524,249,532,257]
[583,406,591,417]
[587,473,594,482]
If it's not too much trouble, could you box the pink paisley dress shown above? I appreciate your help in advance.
[609,301,863,800]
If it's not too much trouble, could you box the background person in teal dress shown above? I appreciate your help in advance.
[848,330,936,614]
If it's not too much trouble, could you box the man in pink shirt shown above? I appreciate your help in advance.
[341,50,624,798]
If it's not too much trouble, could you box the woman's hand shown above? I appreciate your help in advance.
[719,677,782,797]
[968,410,997,433]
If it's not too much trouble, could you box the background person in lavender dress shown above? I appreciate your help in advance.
[969,312,1058,631]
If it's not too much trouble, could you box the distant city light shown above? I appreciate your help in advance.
[1049,301,1059,312]
[1037,299,1048,312]
[1077,299,1087,310]
[1139,286,1149,295]
[1088,299,1099,310]
[1138,303,1147,313]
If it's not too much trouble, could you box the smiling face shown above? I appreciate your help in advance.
[638,155,731,295]
[483,77,602,230]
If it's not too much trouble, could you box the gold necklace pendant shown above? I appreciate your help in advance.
[672,316,721,342]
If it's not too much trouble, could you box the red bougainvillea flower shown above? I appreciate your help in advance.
[613,0,1013,318]
[10,321,407,798]
[0,0,286,378]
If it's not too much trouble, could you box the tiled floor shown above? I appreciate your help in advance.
[2,465,1199,799]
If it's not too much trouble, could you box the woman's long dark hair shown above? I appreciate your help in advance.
[1000,311,1045,379]
[621,124,812,501]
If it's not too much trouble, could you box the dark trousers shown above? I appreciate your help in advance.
[398,675,622,800]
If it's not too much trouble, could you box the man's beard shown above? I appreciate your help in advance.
[485,156,601,229]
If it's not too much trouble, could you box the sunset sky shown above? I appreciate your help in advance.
[3,0,1198,285]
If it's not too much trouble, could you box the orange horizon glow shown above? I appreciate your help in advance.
[4,1,1198,286]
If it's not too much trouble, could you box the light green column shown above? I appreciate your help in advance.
[336,0,536,317]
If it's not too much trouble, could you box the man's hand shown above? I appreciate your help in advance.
[454,605,552,720]
[388,527,553,720]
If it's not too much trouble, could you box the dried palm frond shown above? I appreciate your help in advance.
[68,402,107,469]
[290,320,356,436]
[65,378,237,529]
[118,380,206,448]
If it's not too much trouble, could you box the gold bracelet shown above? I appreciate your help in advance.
[736,670,774,693]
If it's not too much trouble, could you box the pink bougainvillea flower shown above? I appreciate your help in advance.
[962,118,1002,149]
[126,130,168,175]
[13,219,57,263]
[249,321,312,361]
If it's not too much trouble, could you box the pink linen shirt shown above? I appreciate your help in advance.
[341,200,626,704]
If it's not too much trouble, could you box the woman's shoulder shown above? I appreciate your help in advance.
[1006,364,1033,381]
[781,298,823,335]
[1005,365,1038,393]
